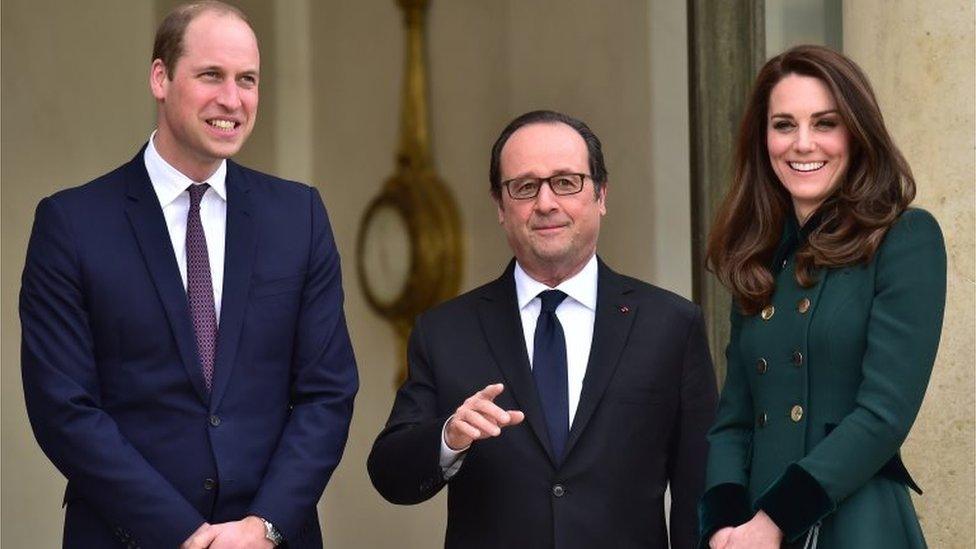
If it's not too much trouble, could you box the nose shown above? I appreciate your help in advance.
[793,124,815,153]
[533,182,560,213]
[215,80,242,110]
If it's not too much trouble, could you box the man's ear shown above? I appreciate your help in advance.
[597,181,608,215]
[149,59,169,101]
[494,194,505,224]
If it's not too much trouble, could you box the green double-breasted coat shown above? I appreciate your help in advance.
[699,208,946,548]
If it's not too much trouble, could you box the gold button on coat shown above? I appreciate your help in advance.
[761,305,775,321]
[792,350,803,367]
[757,358,768,374]
[797,297,811,314]
[790,405,804,422]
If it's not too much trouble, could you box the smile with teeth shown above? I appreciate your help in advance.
[208,119,237,130]
[788,161,826,172]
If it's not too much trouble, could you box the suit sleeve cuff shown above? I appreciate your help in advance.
[755,463,835,542]
[697,483,752,549]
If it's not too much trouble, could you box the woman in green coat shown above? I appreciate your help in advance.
[699,45,946,549]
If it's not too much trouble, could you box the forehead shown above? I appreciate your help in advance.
[768,74,836,114]
[500,122,589,178]
[181,11,259,68]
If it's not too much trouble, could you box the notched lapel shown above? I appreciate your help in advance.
[123,158,209,403]
[209,163,255,411]
[565,262,637,457]
[476,268,557,465]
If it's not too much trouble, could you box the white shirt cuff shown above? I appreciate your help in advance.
[439,415,468,479]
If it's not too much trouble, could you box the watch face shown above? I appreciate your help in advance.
[361,203,412,307]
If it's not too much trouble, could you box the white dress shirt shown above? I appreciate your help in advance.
[440,254,599,476]
[143,131,227,322]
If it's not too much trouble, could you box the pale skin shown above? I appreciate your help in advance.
[181,517,271,549]
[709,510,782,549]
[447,122,607,450]
[445,383,525,450]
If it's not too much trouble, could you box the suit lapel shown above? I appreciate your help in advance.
[123,152,209,403]
[477,262,557,465]
[209,161,255,411]
[564,259,636,457]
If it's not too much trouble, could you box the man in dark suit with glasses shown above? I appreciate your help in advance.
[369,110,717,548]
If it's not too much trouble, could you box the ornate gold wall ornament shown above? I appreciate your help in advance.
[357,0,464,384]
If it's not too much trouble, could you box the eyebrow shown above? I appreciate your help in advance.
[505,169,579,180]
[770,109,840,119]
[194,64,259,76]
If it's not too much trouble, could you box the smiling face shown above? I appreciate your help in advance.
[496,122,606,286]
[150,10,259,182]
[767,73,850,220]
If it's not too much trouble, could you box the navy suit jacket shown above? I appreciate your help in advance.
[368,260,718,548]
[20,149,358,548]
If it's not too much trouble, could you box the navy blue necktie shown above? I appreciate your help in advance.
[533,290,569,460]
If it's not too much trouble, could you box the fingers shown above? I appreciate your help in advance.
[446,383,524,449]
[507,410,525,425]
[477,382,505,401]
[181,523,218,549]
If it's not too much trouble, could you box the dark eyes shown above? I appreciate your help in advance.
[771,118,840,131]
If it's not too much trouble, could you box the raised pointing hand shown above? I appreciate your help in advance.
[445,383,525,450]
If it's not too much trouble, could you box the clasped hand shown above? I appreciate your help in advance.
[709,510,782,549]
[181,516,273,549]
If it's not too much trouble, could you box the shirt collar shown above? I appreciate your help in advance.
[143,129,228,207]
[514,254,599,311]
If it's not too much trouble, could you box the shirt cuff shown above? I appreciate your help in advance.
[439,415,469,479]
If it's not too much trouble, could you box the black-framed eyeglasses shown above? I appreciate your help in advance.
[501,173,589,200]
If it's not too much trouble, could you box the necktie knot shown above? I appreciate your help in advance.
[187,183,210,209]
[538,289,568,314]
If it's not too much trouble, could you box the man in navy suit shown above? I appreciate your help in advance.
[19,3,357,548]
[368,110,717,548]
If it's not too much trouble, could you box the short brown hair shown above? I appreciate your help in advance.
[706,45,915,314]
[152,1,252,79]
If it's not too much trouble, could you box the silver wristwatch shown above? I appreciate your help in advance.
[260,517,284,546]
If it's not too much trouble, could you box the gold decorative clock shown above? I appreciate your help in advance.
[357,0,463,383]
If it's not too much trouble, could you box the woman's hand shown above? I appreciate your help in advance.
[723,510,782,549]
[709,526,735,548]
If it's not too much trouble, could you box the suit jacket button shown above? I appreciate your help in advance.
[757,412,767,427]
[552,484,565,497]
[761,305,775,321]
[203,478,217,490]
[791,350,803,367]
[756,358,768,374]
[797,297,811,314]
[209,415,221,427]
[790,405,804,422]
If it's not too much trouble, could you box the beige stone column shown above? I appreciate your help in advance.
[844,2,975,547]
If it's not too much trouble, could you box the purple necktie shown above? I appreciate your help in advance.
[186,183,217,391]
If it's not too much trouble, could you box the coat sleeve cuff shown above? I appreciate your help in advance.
[755,463,835,542]
[697,483,752,549]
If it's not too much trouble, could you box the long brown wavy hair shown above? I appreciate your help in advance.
[706,45,915,315]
